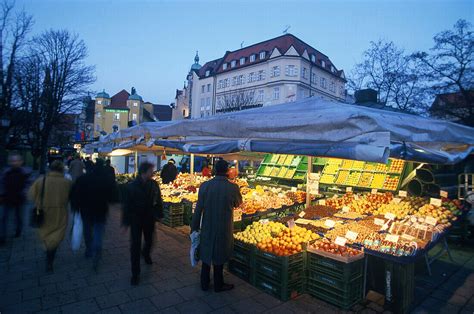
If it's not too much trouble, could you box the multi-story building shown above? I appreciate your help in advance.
[93,87,172,138]
[179,34,346,119]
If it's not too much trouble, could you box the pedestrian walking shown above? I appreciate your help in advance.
[104,159,116,183]
[122,162,163,285]
[68,154,85,182]
[0,153,31,245]
[160,159,178,184]
[191,159,243,292]
[71,158,118,270]
[29,161,71,272]
[84,157,94,173]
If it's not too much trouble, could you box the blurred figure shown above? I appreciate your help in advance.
[191,159,242,292]
[123,162,163,285]
[160,159,178,184]
[104,159,116,183]
[68,154,85,182]
[29,161,71,272]
[84,157,94,173]
[201,163,212,177]
[71,158,118,270]
[0,153,31,245]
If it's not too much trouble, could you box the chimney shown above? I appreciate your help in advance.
[355,88,378,104]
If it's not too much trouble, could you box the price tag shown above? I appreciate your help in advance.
[291,187,297,192]
[430,198,442,206]
[410,217,417,223]
[425,216,438,226]
[342,206,350,213]
[418,224,428,231]
[374,218,385,226]
[260,219,269,224]
[345,230,358,241]
[319,199,326,205]
[287,219,295,229]
[295,218,312,225]
[384,213,396,220]
[334,236,347,246]
[346,187,353,192]
[398,190,407,197]
[196,188,199,194]
[381,223,390,231]
[385,234,399,243]
[392,197,402,204]
[371,189,378,194]
[324,219,336,228]
[298,211,306,218]
[440,190,448,198]
[354,194,360,200]
[401,234,415,241]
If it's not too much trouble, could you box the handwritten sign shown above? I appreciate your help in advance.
[430,198,442,206]
[374,218,385,226]
[418,224,428,231]
[342,206,350,213]
[298,211,306,218]
[260,219,269,225]
[295,219,311,225]
[381,223,390,231]
[385,213,396,220]
[345,230,358,241]
[346,187,353,192]
[335,236,347,246]
[324,219,336,228]
[440,190,448,198]
[319,199,326,205]
[385,234,400,243]
[392,198,402,204]
[291,187,297,192]
[425,216,438,226]
[371,189,378,194]
[307,173,320,195]
[401,234,415,241]
[398,190,407,197]
[410,217,417,223]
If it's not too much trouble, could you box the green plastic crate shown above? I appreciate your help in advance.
[254,274,305,301]
[307,252,364,281]
[232,240,255,267]
[306,276,363,310]
[163,203,184,215]
[228,259,255,284]
[255,251,305,284]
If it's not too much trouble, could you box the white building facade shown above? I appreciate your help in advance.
[186,34,346,119]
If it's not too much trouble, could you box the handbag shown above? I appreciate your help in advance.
[31,176,46,228]
[71,212,83,251]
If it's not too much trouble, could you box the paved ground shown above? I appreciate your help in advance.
[0,206,473,314]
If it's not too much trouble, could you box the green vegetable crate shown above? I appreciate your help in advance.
[228,240,256,284]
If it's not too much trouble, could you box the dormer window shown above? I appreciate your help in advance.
[231,60,236,68]
[331,66,335,73]
[250,54,256,62]
[98,100,102,105]
[259,51,266,59]
[321,60,326,68]
[223,63,228,70]
[133,102,138,107]
[240,57,245,65]
[311,55,316,63]
[205,70,210,76]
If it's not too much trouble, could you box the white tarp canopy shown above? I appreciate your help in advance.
[84,97,474,164]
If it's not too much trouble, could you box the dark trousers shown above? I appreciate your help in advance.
[130,219,154,276]
[201,263,224,289]
[82,215,105,262]
[46,248,57,266]
[0,204,22,239]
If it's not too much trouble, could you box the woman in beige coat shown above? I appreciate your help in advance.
[29,161,71,272]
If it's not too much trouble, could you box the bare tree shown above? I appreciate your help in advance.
[16,29,95,172]
[413,19,473,126]
[216,89,260,114]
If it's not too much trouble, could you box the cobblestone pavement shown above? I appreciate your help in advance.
[0,206,473,314]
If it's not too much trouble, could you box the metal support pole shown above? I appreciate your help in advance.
[190,153,195,175]
[134,151,138,175]
[306,156,313,208]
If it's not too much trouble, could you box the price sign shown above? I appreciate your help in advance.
[307,173,320,195]
[342,206,350,213]
[410,217,417,223]
[381,223,390,231]
[295,219,311,225]
[319,199,326,205]
[345,230,358,241]
[334,236,347,246]
[401,234,415,241]
[398,190,407,197]
[371,189,378,194]
[392,197,402,204]
[430,198,442,206]
[298,211,306,218]
[346,187,353,192]
[385,213,396,220]
[324,219,336,228]
[425,216,438,226]
[385,234,400,243]
[260,219,269,224]
[196,188,199,194]
[287,219,295,229]
[374,218,385,226]
[440,190,448,198]
[354,194,360,200]
[418,224,428,231]
[291,187,297,192]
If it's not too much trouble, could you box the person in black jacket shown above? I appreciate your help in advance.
[122,162,163,285]
[104,159,116,183]
[160,159,178,184]
[71,158,118,270]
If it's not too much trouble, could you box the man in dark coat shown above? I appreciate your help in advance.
[160,159,178,184]
[0,153,31,245]
[104,159,116,183]
[84,157,94,174]
[123,162,163,285]
[71,158,118,269]
[191,159,242,292]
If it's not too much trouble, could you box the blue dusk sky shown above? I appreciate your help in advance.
[18,0,473,105]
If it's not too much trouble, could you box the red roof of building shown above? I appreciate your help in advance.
[109,89,130,109]
[197,34,343,80]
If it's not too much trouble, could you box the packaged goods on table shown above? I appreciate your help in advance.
[333,211,366,220]
[325,222,375,244]
[372,201,415,219]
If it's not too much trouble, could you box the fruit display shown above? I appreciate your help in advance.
[262,166,272,176]
[277,167,287,177]
[285,168,296,179]
[362,234,417,256]
[364,162,377,171]
[372,201,415,219]
[370,173,385,188]
[283,155,294,166]
[270,167,280,177]
[237,185,302,214]
[323,163,340,175]
[116,173,135,184]
[341,159,353,169]
[302,205,339,218]
[234,221,286,245]
[329,192,393,214]
[389,159,405,173]
[352,161,365,170]
[414,204,456,225]
[320,173,336,184]
[270,154,280,163]
[256,225,320,256]
[285,190,308,203]
[336,170,349,184]
[345,171,362,185]
[375,163,388,172]
[325,193,355,209]
[383,175,399,190]
[325,222,375,243]
[308,239,363,257]
[333,211,366,220]
[358,173,373,187]
[442,198,464,216]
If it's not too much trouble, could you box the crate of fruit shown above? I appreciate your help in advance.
[255,250,305,284]
[228,259,255,284]
[163,202,184,215]
[254,274,305,301]
[232,239,256,266]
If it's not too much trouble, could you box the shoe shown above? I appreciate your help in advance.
[131,275,140,286]
[142,252,153,265]
[215,283,234,293]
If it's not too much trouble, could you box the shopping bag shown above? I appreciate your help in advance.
[71,212,83,251]
[190,231,200,267]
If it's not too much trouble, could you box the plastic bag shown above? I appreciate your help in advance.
[71,212,83,251]
[190,231,200,267]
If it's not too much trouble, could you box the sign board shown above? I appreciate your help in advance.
[324,219,336,228]
[392,198,402,204]
[440,190,448,198]
[319,199,326,205]
[307,173,320,195]
[342,206,350,213]
[384,213,396,220]
[345,231,358,241]
[399,190,408,197]
[287,219,295,229]
[371,189,378,194]
[291,187,297,192]
[346,187,353,192]
[335,236,347,246]
[425,216,438,226]
[430,198,442,206]
[298,211,306,218]
[374,218,385,226]
[385,234,400,243]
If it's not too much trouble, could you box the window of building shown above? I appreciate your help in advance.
[257,90,264,102]
[302,68,308,79]
[311,72,317,84]
[205,70,210,76]
[320,77,327,89]
[223,63,227,70]
[207,84,211,92]
[98,100,102,105]
[226,78,231,87]
[96,111,101,118]
[311,55,316,63]
[250,54,256,62]
[231,60,236,68]
[200,98,205,109]
[339,86,345,96]
[321,60,326,68]
[240,57,245,65]
[132,113,137,120]
[96,124,101,131]
[250,90,255,100]
[206,97,211,108]
[259,51,266,59]
[273,87,280,100]
[248,72,253,83]
[218,80,223,89]
[201,85,205,93]
[238,75,244,85]
[271,66,280,77]
[286,65,297,77]
[331,66,335,73]
[114,113,120,120]
[258,70,265,81]
[182,109,186,117]
[133,102,138,107]
[232,76,237,86]
[329,81,335,92]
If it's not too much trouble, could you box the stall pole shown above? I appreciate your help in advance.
[306,156,313,207]
[134,151,138,175]
[190,153,195,174]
